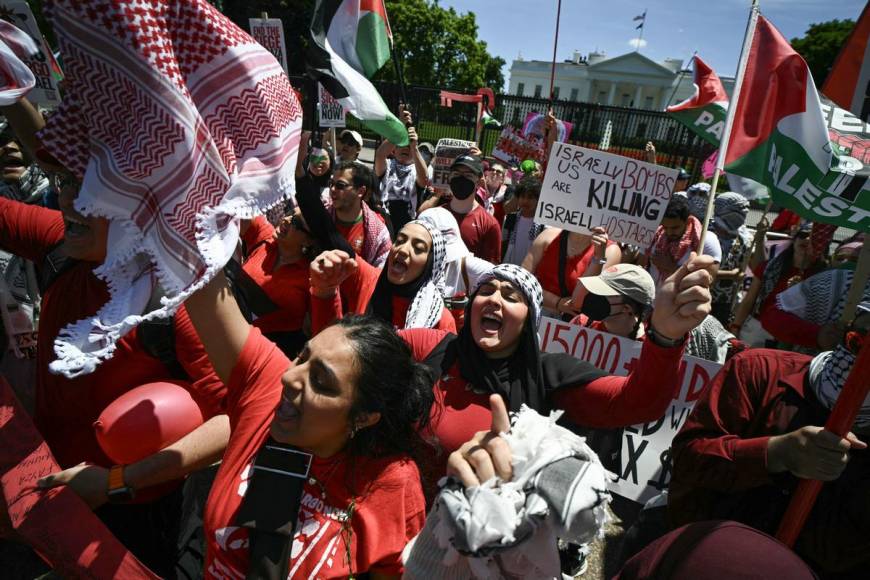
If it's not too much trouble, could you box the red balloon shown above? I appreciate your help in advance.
[94,381,205,466]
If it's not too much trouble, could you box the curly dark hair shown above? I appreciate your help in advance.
[333,314,437,460]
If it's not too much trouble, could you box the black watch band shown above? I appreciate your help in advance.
[648,326,686,348]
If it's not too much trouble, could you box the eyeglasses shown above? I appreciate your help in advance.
[329,179,353,191]
[289,214,310,235]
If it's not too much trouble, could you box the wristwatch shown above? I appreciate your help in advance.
[107,465,135,503]
[647,325,686,348]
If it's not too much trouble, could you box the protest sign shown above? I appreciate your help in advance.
[523,111,573,142]
[248,17,288,72]
[492,125,546,167]
[317,83,346,128]
[0,0,62,108]
[431,138,476,194]
[537,143,677,247]
[538,317,722,504]
[0,378,158,577]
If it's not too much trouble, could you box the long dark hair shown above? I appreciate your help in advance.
[334,314,436,459]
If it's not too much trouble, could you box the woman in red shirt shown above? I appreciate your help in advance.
[312,219,456,334]
[311,256,716,492]
[236,211,314,357]
[185,272,437,579]
[522,226,622,319]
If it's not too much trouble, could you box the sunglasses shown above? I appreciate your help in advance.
[289,214,310,235]
[329,179,353,191]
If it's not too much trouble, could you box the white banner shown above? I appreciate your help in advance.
[537,143,677,248]
[538,316,722,504]
[248,18,288,73]
[432,138,476,194]
[0,0,62,108]
[317,83,346,128]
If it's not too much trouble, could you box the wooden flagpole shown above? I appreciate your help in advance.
[696,0,760,255]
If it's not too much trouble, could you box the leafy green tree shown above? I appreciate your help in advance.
[379,0,504,92]
[791,19,855,87]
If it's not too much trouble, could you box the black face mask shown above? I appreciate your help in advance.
[450,175,477,200]
[581,293,613,321]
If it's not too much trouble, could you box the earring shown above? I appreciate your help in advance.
[349,424,359,439]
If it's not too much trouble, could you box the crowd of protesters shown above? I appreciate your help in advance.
[0,85,867,580]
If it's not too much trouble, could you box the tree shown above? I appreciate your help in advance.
[791,19,855,88]
[378,0,505,92]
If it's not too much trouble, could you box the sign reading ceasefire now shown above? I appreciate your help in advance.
[537,143,677,248]
[538,317,722,504]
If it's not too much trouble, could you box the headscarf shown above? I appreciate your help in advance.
[418,207,470,263]
[713,192,749,239]
[808,303,870,429]
[686,183,711,221]
[424,264,605,413]
[368,219,446,329]
[653,215,702,264]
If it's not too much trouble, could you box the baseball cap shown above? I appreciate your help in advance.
[339,130,363,147]
[676,168,691,180]
[577,264,655,307]
[451,154,483,176]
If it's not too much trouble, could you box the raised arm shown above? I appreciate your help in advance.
[374,139,395,179]
[402,110,428,189]
[184,269,250,384]
[0,98,47,162]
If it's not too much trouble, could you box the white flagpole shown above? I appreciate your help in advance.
[696,0,760,254]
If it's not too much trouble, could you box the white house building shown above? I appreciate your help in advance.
[507,50,735,110]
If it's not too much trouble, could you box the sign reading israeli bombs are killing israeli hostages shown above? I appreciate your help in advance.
[537,143,677,247]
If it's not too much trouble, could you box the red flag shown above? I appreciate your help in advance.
[823,4,870,119]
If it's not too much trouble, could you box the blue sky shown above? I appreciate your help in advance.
[440,0,865,86]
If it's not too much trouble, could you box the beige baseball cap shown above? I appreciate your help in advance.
[578,263,655,307]
[340,130,363,147]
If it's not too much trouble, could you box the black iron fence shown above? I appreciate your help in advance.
[289,76,715,181]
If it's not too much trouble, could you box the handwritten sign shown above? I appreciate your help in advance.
[537,143,676,247]
[317,83,346,128]
[0,378,158,577]
[538,317,722,504]
[0,1,62,108]
[431,138,476,194]
[248,17,288,73]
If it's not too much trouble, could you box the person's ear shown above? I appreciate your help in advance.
[357,185,366,200]
[351,412,381,434]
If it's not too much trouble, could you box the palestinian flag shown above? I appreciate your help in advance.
[666,55,729,147]
[823,2,870,119]
[308,0,407,146]
[724,16,870,232]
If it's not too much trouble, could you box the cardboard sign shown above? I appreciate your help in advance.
[492,125,546,167]
[248,17,288,73]
[538,317,722,504]
[431,138,476,194]
[317,83,346,128]
[0,1,62,108]
[0,378,158,578]
[537,143,677,247]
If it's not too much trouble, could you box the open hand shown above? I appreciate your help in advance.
[38,463,109,510]
[310,250,358,297]
[447,394,513,487]
[767,426,866,481]
[650,252,714,340]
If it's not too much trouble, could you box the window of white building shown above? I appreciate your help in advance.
[570,87,579,101]
[517,82,525,96]
[534,84,543,98]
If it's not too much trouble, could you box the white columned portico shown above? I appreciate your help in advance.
[607,82,617,105]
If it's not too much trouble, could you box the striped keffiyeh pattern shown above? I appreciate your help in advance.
[38,0,303,377]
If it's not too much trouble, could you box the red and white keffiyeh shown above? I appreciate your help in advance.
[38,1,302,377]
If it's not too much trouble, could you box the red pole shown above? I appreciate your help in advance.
[775,336,870,546]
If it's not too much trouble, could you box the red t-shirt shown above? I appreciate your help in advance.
[535,233,610,298]
[0,198,225,468]
[448,205,502,264]
[398,327,684,489]
[568,314,648,342]
[241,217,310,334]
[203,328,425,579]
[336,218,365,255]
